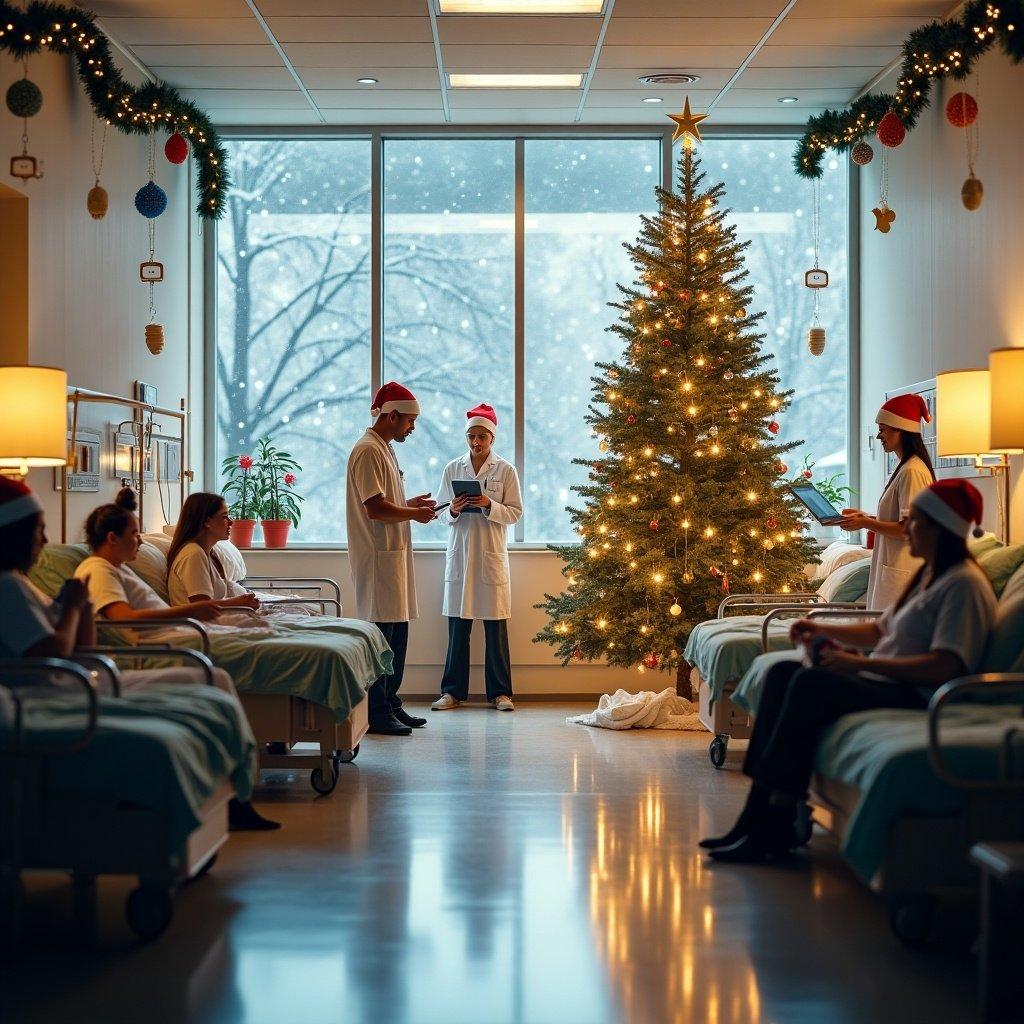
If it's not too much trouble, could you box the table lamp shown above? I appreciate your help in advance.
[0,365,68,478]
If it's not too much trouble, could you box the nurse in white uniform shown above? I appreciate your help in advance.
[431,404,523,712]
[839,393,935,609]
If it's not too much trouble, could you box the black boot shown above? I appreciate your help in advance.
[394,707,426,729]
[229,799,281,832]
[708,802,797,864]
[699,784,770,850]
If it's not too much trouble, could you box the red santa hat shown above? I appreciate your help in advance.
[466,403,498,436]
[0,477,43,528]
[875,393,931,433]
[371,381,420,418]
[912,478,985,539]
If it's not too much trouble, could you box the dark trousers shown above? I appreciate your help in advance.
[369,621,409,723]
[744,660,927,800]
[439,617,513,702]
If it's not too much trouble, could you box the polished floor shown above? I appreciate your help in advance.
[2,703,979,1024]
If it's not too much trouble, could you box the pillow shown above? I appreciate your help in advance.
[968,532,1002,558]
[813,541,870,580]
[1000,563,1024,607]
[28,543,90,598]
[128,541,170,602]
[817,557,871,603]
[214,539,247,582]
[983,594,1024,673]
[142,531,171,555]
[976,544,1024,599]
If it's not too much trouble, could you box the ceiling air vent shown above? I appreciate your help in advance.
[638,73,701,85]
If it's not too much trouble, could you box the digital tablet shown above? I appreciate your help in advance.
[788,483,845,525]
[453,479,483,514]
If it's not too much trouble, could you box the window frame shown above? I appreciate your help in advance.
[204,125,857,550]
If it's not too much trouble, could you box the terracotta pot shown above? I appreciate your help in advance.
[261,519,291,549]
[229,519,257,549]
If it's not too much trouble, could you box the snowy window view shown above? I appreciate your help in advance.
[214,136,849,545]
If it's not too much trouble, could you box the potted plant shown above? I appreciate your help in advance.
[254,436,303,549]
[221,452,260,548]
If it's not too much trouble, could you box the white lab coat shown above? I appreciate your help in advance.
[436,451,523,620]
[864,454,934,610]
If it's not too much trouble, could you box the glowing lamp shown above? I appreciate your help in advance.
[0,365,68,476]
[989,348,1024,450]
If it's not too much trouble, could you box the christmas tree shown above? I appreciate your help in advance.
[536,110,816,688]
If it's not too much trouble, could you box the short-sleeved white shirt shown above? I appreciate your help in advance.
[345,428,417,623]
[871,559,996,682]
[75,555,169,614]
[0,570,57,657]
[169,542,247,605]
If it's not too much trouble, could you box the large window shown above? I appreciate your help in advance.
[213,133,849,545]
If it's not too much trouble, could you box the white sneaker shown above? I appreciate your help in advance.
[494,695,514,712]
[431,694,462,710]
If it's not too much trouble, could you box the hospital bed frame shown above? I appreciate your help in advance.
[0,651,231,946]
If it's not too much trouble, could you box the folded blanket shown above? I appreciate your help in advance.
[567,688,703,730]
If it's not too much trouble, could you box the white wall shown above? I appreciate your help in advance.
[0,48,197,537]
[858,49,1024,537]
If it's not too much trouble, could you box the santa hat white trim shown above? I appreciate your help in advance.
[372,399,420,417]
[876,409,923,432]
[913,487,981,539]
[466,416,496,435]
[0,491,43,528]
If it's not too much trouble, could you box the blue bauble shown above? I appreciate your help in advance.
[134,181,168,218]
[6,78,43,118]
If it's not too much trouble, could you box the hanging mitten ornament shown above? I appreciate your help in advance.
[876,112,906,148]
[164,132,189,165]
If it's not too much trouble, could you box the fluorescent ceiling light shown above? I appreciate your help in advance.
[448,73,583,88]
[438,0,604,13]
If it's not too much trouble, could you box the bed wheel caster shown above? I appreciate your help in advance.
[310,763,338,795]
[888,894,934,947]
[126,885,174,942]
[709,735,728,769]
[334,743,360,766]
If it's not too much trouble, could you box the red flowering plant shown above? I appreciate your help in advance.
[789,454,855,507]
[253,437,304,527]
[221,451,260,520]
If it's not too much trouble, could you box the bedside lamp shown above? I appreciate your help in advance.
[990,347,1024,450]
[0,365,68,478]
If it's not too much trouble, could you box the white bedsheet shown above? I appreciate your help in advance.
[567,687,703,731]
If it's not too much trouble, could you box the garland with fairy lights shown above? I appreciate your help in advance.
[1,0,228,219]
[794,0,1024,179]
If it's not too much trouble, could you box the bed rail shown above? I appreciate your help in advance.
[242,575,342,606]
[759,603,870,652]
[97,617,211,655]
[928,674,1024,791]
[257,596,341,614]
[717,592,824,618]
[69,654,122,697]
[0,659,99,755]
[80,647,217,689]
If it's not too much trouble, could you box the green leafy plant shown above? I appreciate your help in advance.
[791,454,855,509]
[253,437,304,527]
[220,452,260,520]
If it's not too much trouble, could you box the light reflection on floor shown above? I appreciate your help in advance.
[2,704,976,1024]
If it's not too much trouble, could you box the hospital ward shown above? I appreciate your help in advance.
[3,2,1024,1022]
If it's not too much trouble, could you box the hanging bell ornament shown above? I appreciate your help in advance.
[808,325,826,356]
[87,181,108,220]
[851,140,874,166]
[961,175,984,211]
[145,323,165,355]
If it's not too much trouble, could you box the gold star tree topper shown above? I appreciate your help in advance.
[668,97,709,147]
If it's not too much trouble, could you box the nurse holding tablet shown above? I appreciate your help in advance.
[431,404,523,713]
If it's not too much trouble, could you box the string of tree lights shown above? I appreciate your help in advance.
[794,0,1024,179]
[1,0,228,219]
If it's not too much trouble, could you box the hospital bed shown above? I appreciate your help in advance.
[0,651,253,944]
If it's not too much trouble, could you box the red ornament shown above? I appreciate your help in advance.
[776,461,788,475]
[945,92,978,128]
[610,481,617,489]
[164,132,189,164]
[768,421,780,435]
[677,290,690,301]
[802,469,812,479]
[876,112,906,149]
[649,519,659,531]
[722,575,730,593]
[766,516,778,530]
[627,414,637,425]
[573,648,583,661]
[661,337,672,348]
[643,652,660,669]
[709,565,722,578]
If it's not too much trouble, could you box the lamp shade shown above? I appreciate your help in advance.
[990,347,1024,451]
[936,368,994,457]
[0,365,68,472]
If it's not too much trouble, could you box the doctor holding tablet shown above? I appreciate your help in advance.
[432,403,523,713]
[839,394,935,609]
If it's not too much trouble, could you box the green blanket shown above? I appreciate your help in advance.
[2,683,256,852]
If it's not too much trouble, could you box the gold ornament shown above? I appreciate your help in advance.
[668,97,708,146]
[87,183,108,219]
[808,326,826,356]
[872,203,896,233]
[961,175,983,211]
[669,602,682,617]
[145,323,165,355]
[598,440,609,452]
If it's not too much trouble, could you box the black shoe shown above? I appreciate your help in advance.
[229,798,281,832]
[707,806,796,863]
[265,741,288,756]
[699,785,770,850]
[394,708,426,728]
[368,715,413,736]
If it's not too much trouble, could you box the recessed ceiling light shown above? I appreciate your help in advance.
[638,73,701,85]
[438,0,604,12]
[642,96,663,104]
[356,77,378,85]
[448,73,583,88]
[777,96,798,103]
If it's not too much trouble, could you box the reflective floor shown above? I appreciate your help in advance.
[2,703,978,1024]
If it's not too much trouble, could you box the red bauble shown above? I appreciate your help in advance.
[572,648,583,661]
[876,112,906,148]
[164,132,189,164]
[776,461,789,475]
[802,469,812,479]
[627,413,637,425]
[945,92,978,128]
[851,140,874,166]
[766,516,778,530]
[661,337,672,348]
[643,652,660,669]
[649,519,659,531]
[709,565,721,578]
[768,421,780,435]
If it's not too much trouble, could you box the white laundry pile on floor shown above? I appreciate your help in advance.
[567,688,702,731]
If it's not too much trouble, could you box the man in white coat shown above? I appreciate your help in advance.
[346,381,437,736]
[431,403,523,712]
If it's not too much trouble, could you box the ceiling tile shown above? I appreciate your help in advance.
[311,90,447,109]
[259,0,426,13]
[210,108,322,125]
[447,90,580,108]
[319,108,447,125]
[787,0,949,15]
[99,17,265,45]
[769,17,934,46]
[133,44,283,66]
[88,0,250,15]
[717,88,860,107]
[604,17,774,46]
[738,66,878,89]
[589,68,732,89]
[753,44,901,67]
[442,43,595,68]
[597,45,754,69]
[266,17,434,43]
[152,66,297,89]
[178,89,309,109]
[585,88,719,108]
[284,42,439,67]
[438,16,600,44]
[300,68,445,89]
[612,0,790,15]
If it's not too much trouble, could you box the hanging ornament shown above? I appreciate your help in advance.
[768,421,780,435]
[876,111,906,148]
[661,337,672,348]
[682,570,694,584]
[164,131,189,165]
[766,516,778,530]
[598,440,609,452]
[87,117,109,220]
[851,140,874,166]
[8,61,43,182]
[135,181,168,218]
[139,132,166,356]
[808,326,826,356]
[945,92,978,128]
[626,413,637,425]
[872,151,895,233]
[961,175,984,210]
[776,461,788,475]
[806,180,828,356]
[145,324,165,355]
[649,519,660,531]
[709,565,722,578]
[643,652,660,670]
[728,407,739,422]
[572,648,583,662]
[669,601,682,617]
[708,425,719,437]
[723,370,734,380]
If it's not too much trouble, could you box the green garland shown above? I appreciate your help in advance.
[1,0,228,219]
[795,0,1024,179]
